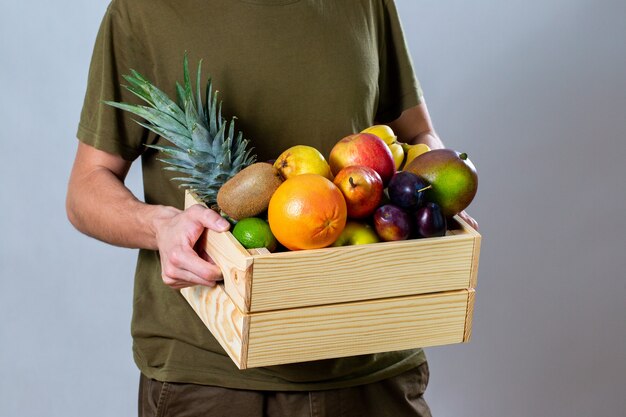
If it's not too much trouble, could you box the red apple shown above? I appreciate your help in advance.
[333,166,384,218]
[329,133,396,185]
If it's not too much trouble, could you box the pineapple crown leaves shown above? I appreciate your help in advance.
[104,53,256,204]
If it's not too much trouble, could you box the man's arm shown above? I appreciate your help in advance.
[387,100,443,149]
[66,142,229,289]
[386,101,479,230]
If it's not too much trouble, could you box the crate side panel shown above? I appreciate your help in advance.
[180,285,246,369]
[470,235,482,289]
[245,290,469,368]
[463,289,476,342]
[201,230,254,312]
[186,188,254,312]
[250,236,474,312]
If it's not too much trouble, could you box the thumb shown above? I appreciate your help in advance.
[200,208,231,232]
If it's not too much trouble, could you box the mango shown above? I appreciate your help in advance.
[404,149,478,216]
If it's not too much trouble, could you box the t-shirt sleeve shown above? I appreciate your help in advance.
[77,1,149,161]
[375,0,423,123]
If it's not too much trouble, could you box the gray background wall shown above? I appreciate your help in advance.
[1,0,625,416]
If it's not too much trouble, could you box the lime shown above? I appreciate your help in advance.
[232,217,278,252]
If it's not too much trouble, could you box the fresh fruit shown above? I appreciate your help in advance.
[414,202,447,238]
[329,133,396,185]
[268,174,347,250]
[373,204,412,241]
[232,218,278,252]
[404,149,478,216]
[361,125,396,143]
[105,55,256,205]
[333,166,383,218]
[387,171,431,211]
[361,125,404,169]
[217,163,283,220]
[331,221,380,246]
[273,145,332,180]
[389,144,405,170]
[402,143,430,169]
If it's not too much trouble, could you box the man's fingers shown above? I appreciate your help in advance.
[459,211,479,231]
[168,247,223,282]
[162,265,222,288]
[188,205,230,232]
[166,277,219,290]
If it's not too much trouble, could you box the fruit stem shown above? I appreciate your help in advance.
[418,185,432,193]
[349,177,356,188]
[460,152,468,160]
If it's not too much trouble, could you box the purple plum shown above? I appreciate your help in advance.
[387,171,431,211]
[414,202,447,238]
[373,204,412,241]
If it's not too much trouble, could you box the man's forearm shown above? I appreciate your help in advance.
[409,131,445,150]
[66,166,178,250]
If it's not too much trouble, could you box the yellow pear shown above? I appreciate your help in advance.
[402,143,431,169]
[361,125,404,169]
[273,145,332,180]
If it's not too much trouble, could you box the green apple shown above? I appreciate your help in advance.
[331,221,380,246]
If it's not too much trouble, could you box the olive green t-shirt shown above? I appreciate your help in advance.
[78,0,426,391]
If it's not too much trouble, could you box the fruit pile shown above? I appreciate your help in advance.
[218,125,478,252]
[105,56,477,253]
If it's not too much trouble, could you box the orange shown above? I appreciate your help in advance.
[268,174,347,250]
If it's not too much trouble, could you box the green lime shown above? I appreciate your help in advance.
[232,217,277,252]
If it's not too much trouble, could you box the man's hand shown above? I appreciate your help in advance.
[67,142,231,290]
[153,205,231,289]
[458,210,479,231]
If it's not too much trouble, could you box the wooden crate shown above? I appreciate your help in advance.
[181,191,481,369]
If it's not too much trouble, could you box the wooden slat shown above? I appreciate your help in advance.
[185,190,207,209]
[454,215,480,238]
[249,248,271,255]
[248,235,474,312]
[470,235,481,289]
[463,289,475,342]
[245,289,471,368]
[180,284,248,367]
[453,215,481,289]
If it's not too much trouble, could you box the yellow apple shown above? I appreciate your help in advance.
[402,143,431,169]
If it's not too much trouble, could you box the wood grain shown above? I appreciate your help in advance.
[245,289,471,368]
[249,248,271,255]
[469,235,481,289]
[185,191,254,312]
[454,215,481,289]
[463,289,475,342]
[180,284,248,367]
[248,235,475,312]
[202,230,254,311]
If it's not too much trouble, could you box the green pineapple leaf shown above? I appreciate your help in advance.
[105,54,256,205]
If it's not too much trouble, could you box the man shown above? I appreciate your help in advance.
[68,0,477,415]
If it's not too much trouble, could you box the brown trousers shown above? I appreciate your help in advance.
[139,362,432,417]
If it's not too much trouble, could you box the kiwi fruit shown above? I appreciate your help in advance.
[217,163,284,220]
